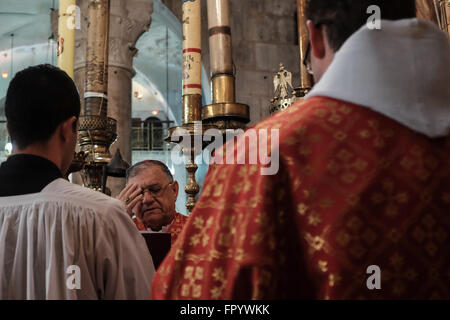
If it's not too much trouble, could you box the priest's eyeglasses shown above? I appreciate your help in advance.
[303,44,313,75]
[140,181,174,198]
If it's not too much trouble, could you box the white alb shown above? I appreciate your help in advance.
[0,178,155,299]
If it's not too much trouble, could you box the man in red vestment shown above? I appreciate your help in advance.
[118,160,188,245]
[151,0,450,299]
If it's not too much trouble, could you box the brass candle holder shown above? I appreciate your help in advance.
[202,74,250,132]
[78,115,117,192]
[166,122,216,212]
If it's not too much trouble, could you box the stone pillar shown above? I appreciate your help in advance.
[74,0,153,196]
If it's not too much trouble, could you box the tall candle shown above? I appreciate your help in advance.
[182,0,202,97]
[203,0,249,130]
[207,0,232,77]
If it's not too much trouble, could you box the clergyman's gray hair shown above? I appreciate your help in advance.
[126,160,174,183]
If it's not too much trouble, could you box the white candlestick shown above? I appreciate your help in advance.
[182,0,202,96]
[207,0,233,77]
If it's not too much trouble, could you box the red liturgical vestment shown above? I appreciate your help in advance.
[152,97,450,299]
[134,212,188,246]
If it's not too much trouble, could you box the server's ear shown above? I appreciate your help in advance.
[307,20,326,60]
[60,116,78,142]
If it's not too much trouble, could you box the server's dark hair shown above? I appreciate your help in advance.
[306,0,417,51]
[5,64,80,149]
[126,160,174,183]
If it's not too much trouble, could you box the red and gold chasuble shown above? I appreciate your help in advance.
[168,212,189,246]
[151,97,450,299]
[134,212,188,246]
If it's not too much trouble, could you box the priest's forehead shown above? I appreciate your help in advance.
[126,160,173,183]
[127,164,172,187]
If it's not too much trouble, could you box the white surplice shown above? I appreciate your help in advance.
[0,178,155,300]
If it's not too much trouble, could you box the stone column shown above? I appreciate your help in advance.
[74,0,153,196]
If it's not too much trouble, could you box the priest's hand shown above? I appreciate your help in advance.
[117,183,143,217]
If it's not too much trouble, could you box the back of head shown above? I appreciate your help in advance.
[5,64,80,149]
[306,0,417,51]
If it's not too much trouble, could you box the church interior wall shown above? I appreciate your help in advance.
[161,0,301,124]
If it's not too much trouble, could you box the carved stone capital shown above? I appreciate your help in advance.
[109,0,153,73]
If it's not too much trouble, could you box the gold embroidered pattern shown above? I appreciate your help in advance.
[370,179,409,218]
[328,273,341,287]
[218,215,238,247]
[327,149,368,185]
[305,233,325,252]
[190,217,214,247]
[412,214,448,256]
[318,260,328,273]
[383,253,418,297]
[358,119,394,148]
[181,266,204,298]
[210,267,227,299]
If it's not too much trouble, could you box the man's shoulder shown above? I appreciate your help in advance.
[168,212,188,233]
[42,179,125,214]
[252,96,387,146]
[174,212,188,224]
[254,97,357,131]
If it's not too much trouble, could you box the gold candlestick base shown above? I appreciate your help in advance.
[202,102,250,132]
[166,123,217,212]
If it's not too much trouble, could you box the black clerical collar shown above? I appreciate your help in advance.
[0,154,63,197]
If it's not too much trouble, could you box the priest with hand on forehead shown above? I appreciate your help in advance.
[117,160,188,246]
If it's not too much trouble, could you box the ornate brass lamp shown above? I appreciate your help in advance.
[270,0,313,115]
[78,0,117,192]
[78,116,117,192]
[269,64,299,115]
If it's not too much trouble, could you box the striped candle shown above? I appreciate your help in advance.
[182,0,202,96]
[207,0,233,77]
